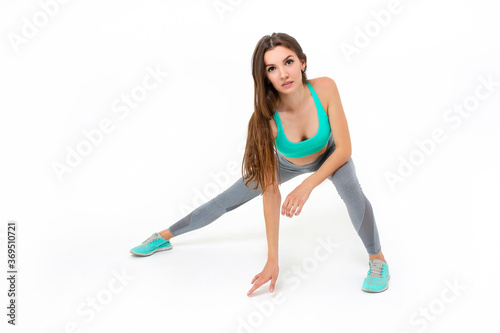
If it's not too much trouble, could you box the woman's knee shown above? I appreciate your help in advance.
[329,157,362,192]
[212,177,262,212]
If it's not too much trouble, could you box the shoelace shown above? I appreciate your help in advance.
[368,261,383,278]
[143,234,161,245]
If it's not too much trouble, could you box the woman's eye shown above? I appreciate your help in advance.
[267,60,293,72]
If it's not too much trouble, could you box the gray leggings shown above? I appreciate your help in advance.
[168,134,381,255]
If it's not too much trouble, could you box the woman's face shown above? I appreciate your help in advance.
[264,45,305,93]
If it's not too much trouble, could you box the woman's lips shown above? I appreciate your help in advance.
[282,81,293,88]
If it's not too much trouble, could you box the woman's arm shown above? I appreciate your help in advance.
[247,176,281,296]
[263,187,281,262]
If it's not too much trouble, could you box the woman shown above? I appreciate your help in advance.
[130,32,390,295]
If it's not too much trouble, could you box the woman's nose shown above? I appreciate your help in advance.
[280,69,289,79]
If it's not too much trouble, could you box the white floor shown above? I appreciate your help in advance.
[1,124,498,333]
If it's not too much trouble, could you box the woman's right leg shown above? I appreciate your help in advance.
[162,160,303,239]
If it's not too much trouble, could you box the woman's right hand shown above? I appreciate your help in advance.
[247,259,279,296]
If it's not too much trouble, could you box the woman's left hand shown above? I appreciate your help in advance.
[281,182,313,218]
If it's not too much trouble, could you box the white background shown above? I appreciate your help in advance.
[1,0,499,332]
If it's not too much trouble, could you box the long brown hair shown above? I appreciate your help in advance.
[241,32,308,194]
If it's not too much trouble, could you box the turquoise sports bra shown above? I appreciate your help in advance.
[273,81,332,158]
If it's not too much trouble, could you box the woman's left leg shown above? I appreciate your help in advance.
[327,157,382,256]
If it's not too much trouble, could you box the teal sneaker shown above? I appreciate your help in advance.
[362,259,390,293]
[130,233,172,256]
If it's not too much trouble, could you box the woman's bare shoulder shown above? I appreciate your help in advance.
[308,76,336,116]
[308,76,335,91]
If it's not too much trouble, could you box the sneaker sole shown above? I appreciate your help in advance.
[130,245,173,257]
[361,275,390,293]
